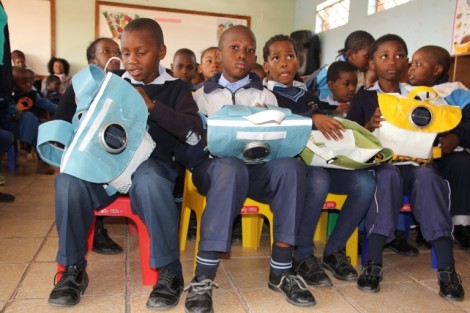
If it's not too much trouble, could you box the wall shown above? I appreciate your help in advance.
[55,0,295,74]
[294,0,457,67]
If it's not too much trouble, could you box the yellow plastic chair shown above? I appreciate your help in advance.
[179,170,274,271]
[313,194,358,266]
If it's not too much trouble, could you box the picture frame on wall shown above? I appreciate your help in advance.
[452,0,470,55]
[95,1,251,65]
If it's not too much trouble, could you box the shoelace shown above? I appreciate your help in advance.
[303,256,323,274]
[157,269,177,287]
[184,279,219,295]
[438,271,462,285]
[337,254,353,268]
[274,274,309,291]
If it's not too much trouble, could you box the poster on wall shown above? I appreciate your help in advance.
[96,1,250,66]
[452,0,470,55]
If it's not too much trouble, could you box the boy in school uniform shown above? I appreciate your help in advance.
[47,18,203,308]
[408,45,470,250]
[171,48,198,86]
[262,34,376,287]
[348,34,465,300]
[186,25,317,313]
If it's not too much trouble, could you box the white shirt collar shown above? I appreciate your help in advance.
[368,81,410,95]
[121,64,177,85]
[218,74,250,93]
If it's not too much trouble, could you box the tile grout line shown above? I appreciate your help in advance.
[220,262,251,313]
[1,221,57,312]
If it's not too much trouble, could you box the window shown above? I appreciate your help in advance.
[368,0,413,15]
[315,0,350,33]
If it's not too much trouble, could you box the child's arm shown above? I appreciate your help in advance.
[312,114,345,140]
[35,93,57,114]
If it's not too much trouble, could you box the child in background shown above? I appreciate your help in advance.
[348,34,464,300]
[187,26,317,312]
[315,61,358,117]
[196,46,221,84]
[251,62,266,80]
[41,57,71,95]
[408,45,470,250]
[263,34,376,288]
[48,19,203,308]
[11,49,26,68]
[305,30,374,101]
[42,74,61,104]
[171,48,197,85]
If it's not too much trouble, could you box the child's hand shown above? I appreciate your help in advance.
[365,107,383,131]
[134,86,154,112]
[312,114,345,141]
[255,103,267,108]
[439,133,460,154]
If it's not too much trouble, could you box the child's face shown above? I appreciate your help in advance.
[47,80,60,92]
[263,40,298,87]
[370,41,408,84]
[171,53,196,83]
[347,47,370,72]
[408,50,440,86]
[91,39,122,72]
[199,48,221,80]
[218,28,257,82]
[327,71,358,103]
[53,61,65,75]
[121,29,166,84]
[13,57,26,68]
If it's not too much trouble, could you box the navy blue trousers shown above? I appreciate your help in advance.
[365,164,452,242]
[192,157,309,253]
[54,158,180,269]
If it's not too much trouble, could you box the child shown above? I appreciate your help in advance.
[41,57,72,95]
[171,48,197,85]
[186,26,316,312]
[85,37,123,255]
[11,49,26,68]
[315,60,358,117]
[263,34,376,287]
[42,74,61,104]
[348,34,465,300]
[251,62,266,80]
[196,46,221,84]
[408,45,470,250]
[48,18,203,308]
[305,30,374,101]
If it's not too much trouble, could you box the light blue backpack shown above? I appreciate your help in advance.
[206,105,312,163]
[37,65,155,195]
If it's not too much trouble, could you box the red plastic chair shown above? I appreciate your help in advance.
[57,196,159,286]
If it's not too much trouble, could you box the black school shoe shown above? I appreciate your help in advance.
[268,269,316,307]
[357,261,382,293]
[454,225,470,250]
[0,192,15,202]
[184,274,218,313]
[387,237,420,256]
[92,227,123,255]
[293,255,332,287]
[147,268,184,309]
[48,265,89,306]
[322,250,358,281]
[438,267,465,301]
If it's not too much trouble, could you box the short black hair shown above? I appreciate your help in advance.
[218,25,255,50]
[86,37,109,62]
[11,50,25,60]
[173,48,196,64]
[416,45,451,75]
[370,34,408,59]
[123,18,164,46]
[47,57,70,75]
[327,61,357,81]
[262,34,297,62]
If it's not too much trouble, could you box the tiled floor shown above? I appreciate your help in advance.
[0,161,469,313]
